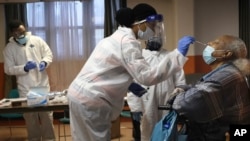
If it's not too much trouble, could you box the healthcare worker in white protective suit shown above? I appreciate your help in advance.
[67,3,195,141]
[3,20,55,141]
[127,14,187,141]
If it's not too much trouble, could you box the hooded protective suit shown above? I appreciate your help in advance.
[141,48,186,141]
[3,32,55,141]
[67,26,188,141]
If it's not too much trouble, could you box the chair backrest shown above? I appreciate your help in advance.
[120,111,131,118]
[1,89,23,118]
[8,89,19,98]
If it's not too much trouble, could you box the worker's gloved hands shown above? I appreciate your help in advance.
[131,112,143,122]
[24,61,37,72]
[177,36,195,56]
[128,82,147,97]
[39,61,47,72]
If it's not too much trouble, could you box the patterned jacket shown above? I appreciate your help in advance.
[173,62,250,141]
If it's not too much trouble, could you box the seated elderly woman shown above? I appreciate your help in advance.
[171,35,250,141]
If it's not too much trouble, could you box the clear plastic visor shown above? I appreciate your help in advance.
[146,19,166,50]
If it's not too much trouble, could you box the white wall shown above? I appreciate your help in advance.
[194,0,239,55]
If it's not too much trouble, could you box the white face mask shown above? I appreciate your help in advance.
[202,45,216,65]
[16,35,28,45]
[137,25,154,40]
[202,45,228,65]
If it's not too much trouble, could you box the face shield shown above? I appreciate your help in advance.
[145,14,166,51]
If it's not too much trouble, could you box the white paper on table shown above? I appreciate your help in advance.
[0,98,11,107]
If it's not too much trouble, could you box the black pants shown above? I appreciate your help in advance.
[130,112,142,141]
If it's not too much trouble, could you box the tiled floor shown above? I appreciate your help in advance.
[0,118,133,141]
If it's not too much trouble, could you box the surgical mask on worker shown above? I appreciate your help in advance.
[16,35,28,45]
[138,25,154,40]
[202,45,216,65]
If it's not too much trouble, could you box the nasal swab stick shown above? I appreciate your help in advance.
[195,41,207,46]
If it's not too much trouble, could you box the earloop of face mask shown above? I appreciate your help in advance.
[137,23,146,39]
[137,24,143,38]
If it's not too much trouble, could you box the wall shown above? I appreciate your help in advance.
[194,0,239,47]
[191,0,238,73]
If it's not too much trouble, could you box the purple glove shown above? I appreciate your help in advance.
[39,61,47,71]
[24,61,37,72]
[177,36,195,56]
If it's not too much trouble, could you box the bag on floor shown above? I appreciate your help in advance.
[150,110,187,141]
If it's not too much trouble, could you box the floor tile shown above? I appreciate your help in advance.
[0,119,133,141]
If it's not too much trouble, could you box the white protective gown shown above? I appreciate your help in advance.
[67,26,188,141]
[140,49,186,141]
[3,32,55,141]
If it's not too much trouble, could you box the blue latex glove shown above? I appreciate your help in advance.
[24,61,37,72]
[128,82,147,97]
[177,36,195,56]
[39,61,46,72]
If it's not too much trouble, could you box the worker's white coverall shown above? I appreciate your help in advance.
[140,49,186,141]
[67,26,188,141]
[3,32,55,141]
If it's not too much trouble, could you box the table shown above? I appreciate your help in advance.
[0,101,120,139]
[0,101,69,140]
[0,102,69,114]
